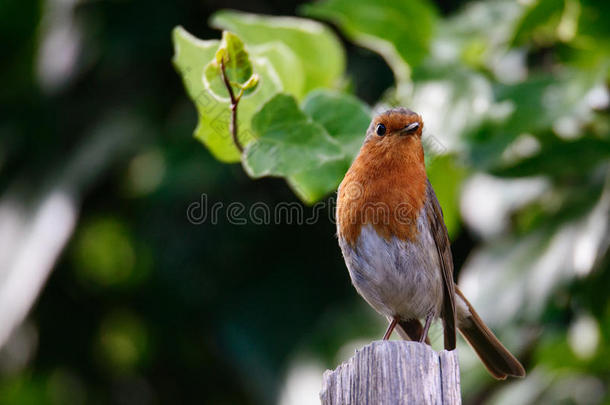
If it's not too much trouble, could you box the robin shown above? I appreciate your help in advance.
[336,108,525,379]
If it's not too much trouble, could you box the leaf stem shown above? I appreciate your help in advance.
[220,59,244,153]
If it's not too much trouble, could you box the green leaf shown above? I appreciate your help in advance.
[217,31,253,86]
[302,0,438,80]
[172,26,282,162]
[249,42,305,99]
[510,0,610,67]
[204,31,258,98]
[210,11,345,96]
[243,94,344,177]
[302,90,371,157]
[287,160,351,205]
[578,0,610,46]
[240,74,259,91]
[288,90,371,203]
[172,26,219,106]
[510,0,564,46]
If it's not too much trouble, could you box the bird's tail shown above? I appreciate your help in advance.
[456,287,525,380]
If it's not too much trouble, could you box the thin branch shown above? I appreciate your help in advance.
[219,59,244,153]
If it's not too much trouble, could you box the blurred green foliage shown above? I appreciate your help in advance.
[1,0,609,404]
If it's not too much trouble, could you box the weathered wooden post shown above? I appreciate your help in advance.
[320,341,461,405]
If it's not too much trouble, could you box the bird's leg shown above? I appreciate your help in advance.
[419,313,434,343]
[383,317,398,340]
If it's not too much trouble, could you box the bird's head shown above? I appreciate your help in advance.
[365,108,423,143]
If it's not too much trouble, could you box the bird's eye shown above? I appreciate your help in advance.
[375,123,386,136]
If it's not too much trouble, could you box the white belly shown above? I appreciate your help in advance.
[338,212,443,321]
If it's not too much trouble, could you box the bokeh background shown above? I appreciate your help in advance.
[1,0,609,404]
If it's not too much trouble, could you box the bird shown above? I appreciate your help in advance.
[336,107,525,380]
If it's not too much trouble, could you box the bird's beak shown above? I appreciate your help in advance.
[400,122,420,135]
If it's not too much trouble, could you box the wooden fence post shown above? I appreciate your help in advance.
[320,341,461,405]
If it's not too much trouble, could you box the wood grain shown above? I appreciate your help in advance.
[320,341,461,405]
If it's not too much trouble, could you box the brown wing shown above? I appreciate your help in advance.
[425,179,457,350]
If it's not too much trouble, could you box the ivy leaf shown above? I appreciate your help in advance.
[249,42,306,99]
[243,94,344,177]
[240,74,260,91]
[301,0,437,79]
[288,90,371,203]
[171,27,218,106]
[302,90,371,157]
[172,26,282,162]
[287,161,350,205]
[204,31,258,98]
[210,11,345,96]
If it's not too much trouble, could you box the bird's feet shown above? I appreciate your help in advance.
[382,318,398,340]
[419,313,433,343]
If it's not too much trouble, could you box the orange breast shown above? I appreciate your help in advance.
[337,135,427,246]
